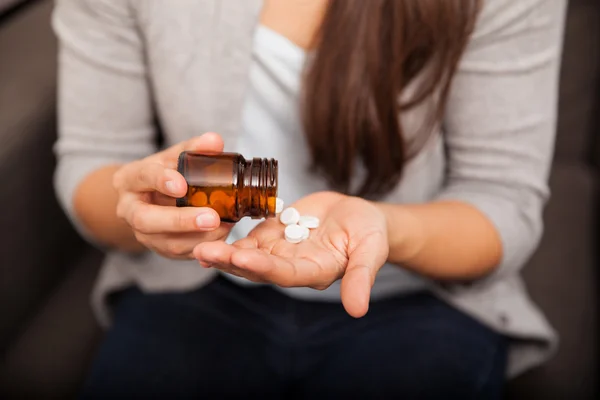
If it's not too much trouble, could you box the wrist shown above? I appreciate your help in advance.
[374,202,426,264]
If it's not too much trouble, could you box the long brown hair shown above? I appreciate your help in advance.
[302,0,481,198]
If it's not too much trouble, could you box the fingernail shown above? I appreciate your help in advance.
[196,212,217,228]
[165,180,178,194]
[198,260,212,268]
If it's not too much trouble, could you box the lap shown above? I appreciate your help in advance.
[80,278,507,399]
[299,293,507,399]
[80,279,288,399]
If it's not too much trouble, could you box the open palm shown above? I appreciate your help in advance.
[194,191,389,317]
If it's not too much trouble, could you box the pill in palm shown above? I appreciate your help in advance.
[298,215,320,229]
[280,207,300,225]
[276,197,284,214]
[301,226,310,240]
[284,224,306,243]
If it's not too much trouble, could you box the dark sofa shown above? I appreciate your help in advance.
[0,0,597,398]
[0,1,104,398]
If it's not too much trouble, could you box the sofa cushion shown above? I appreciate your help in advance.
[0,0,88,353]
[507,164,597,398]
[554,0,600,164]
[0,249,104,399]
[0,0,27,16]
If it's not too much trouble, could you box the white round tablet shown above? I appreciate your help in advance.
[298,215,320,229]
[301,226,310,240]
[279,207,300,225]
[284,224,305,244]
[275,197,284,214]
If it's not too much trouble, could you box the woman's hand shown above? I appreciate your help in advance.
[112,133,231,259]
[194,191,390,317]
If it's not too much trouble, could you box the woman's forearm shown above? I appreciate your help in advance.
[376,201,502,280]
[73,165,145,253]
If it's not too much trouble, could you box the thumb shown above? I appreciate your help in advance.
[340,231,388,318]
[157,132,225,166]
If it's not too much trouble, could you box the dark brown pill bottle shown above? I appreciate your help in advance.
[176,151,278,223]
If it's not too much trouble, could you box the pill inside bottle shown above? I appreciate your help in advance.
[176,151,278,223]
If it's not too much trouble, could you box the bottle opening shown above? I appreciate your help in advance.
[243,158,278,219]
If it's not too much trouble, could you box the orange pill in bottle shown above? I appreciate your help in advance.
[190,191,208,206]
[176,152,278,223]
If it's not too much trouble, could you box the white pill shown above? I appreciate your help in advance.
[285,224,306,243]
[275,198,284,214]
[298,215,320,229]
[301,226,310,240]
[280,207,300,225]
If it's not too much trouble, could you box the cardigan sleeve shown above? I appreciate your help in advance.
[434,0,567,279]
[52,0,156,240]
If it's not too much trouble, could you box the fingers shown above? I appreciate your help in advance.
[194,241,236,265]
[114,161,188,197]
[232,236,259,249]
[227,249,300,287]
[139,228,231,260]
[115,132,226,195]
[194,242,267,283]
[120,201,221,234]
[156,132,225,167]
[340,232,388,318]
[185,132,225,153]
[229,249,277,274]
[230,249,330,289]
[195,242,288,283]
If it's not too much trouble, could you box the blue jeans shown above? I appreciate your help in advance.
[80,275,507,399]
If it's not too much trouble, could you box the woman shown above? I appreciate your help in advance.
[52,0,566,398]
